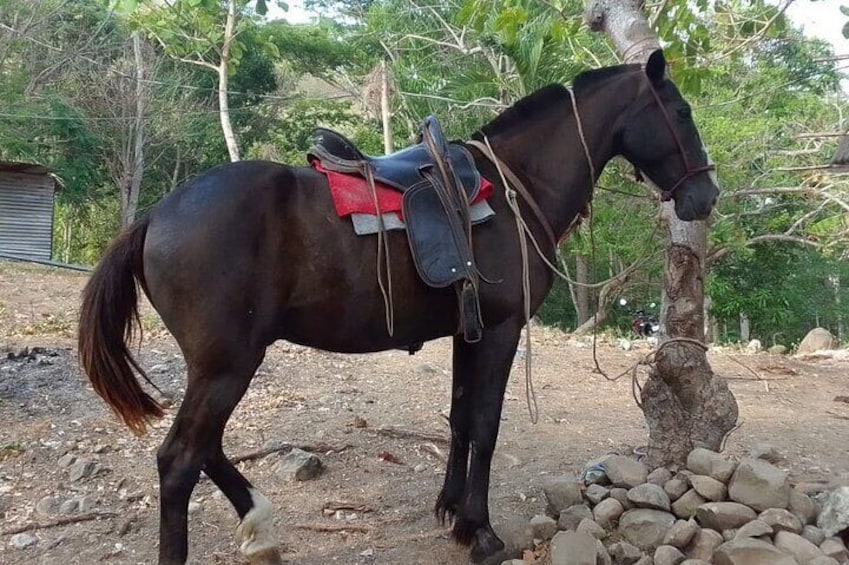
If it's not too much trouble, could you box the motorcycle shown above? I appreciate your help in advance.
[631,309,660,337]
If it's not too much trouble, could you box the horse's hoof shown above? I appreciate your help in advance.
[468,526,505,564]
[248,548,285,565]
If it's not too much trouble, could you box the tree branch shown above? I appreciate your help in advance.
[708,235,820,264]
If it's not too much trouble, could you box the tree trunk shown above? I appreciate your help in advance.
[575,254,591,325]
[739,312,751,342]
[380,59,393,154]
[219,0,240,162]
[122,31,146,228]
[585,0,738,466]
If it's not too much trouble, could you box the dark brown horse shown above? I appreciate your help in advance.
[79,50,718,565]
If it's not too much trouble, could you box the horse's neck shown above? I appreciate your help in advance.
[494,77,636,238]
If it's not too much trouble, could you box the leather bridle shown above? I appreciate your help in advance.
[644,80,716,202]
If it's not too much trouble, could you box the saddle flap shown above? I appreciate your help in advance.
[402,182,476,288]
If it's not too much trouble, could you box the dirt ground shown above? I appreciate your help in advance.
[1,260,848,565]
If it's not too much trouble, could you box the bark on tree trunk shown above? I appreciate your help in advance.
[219,0,240,162]
[585,0,738,466]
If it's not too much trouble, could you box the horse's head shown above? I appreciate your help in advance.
[619,49,719,221]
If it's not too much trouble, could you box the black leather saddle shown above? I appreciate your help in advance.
[308,115,485,342]
[310,117,481,200]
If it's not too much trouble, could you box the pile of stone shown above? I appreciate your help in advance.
[516,448,849,565]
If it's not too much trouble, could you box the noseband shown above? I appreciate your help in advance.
[643,80,715,202]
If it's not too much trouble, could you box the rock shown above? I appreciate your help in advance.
[36,495,62,516]
[68,459,96,482]
[821,537,849,562]
[628,483,672,511]
[59,499,79,514]
[798,327,838,354]
[550,530,599,565]
[713,537,798,565]
[493,517,534,559]
[608,541,643,564]
[663,519,700,549]
[672,490,706,520]
[818,487,849,537]
[727,458,790,511]
[747,444,782,463]
[576,518,607,540]
[605,456,649,489]
[593,498,624,529]
[611,487,635,510]
[559,504,593,531]
[695,502,757,531]
[687,449,736,483]
[500,561,525,565]
[530,514,557,540]
[9,533,37,549]
[758,507,802,534]
[680,561,711,565]
[722,529,737,541]
[734,519,773,539]
[648,468,674,486]
[665,479,689,502]
[747,339,762,353]
[686,528,724,561]
[809,557,840,565]
[545,478,585,517]
[187,501,202,515]
[273,448,324,481]
[768,344,788,355]
[634,557,652,565]
[57,453,77,468]
[789,489,818,525]
[803,525,826,546]
[619,509,676,550]
[654,545,685,565]
[596,539,613,565]
[690,476,727,502]
[585,484,610,505]
[774,530,822,563]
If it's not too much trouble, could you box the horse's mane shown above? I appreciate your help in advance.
[477,64,636,138]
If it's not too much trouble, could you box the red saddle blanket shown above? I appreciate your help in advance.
[313,160,494,220]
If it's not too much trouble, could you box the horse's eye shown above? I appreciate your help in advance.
[678,106,692,120]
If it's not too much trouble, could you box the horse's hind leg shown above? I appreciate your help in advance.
[157,350,281,565]
[205,450,282,564]
[450,320,521,563]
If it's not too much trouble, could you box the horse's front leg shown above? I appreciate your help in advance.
[450,320,522,563]
[435,335,473,522]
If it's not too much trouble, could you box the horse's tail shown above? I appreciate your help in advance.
[78,214,163,434]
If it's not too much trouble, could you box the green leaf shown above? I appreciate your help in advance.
[840,4,849,16]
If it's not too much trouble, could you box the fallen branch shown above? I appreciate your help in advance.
[365,426,448,445]
[323,501,374,514]
[2,511,117,535]
[294,523,374,534]
[231,442,349,464]
[420,442,447,462]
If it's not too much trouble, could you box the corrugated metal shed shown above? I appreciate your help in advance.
[0,162,57,261]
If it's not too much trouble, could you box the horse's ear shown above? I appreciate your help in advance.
[645,49,668,85]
